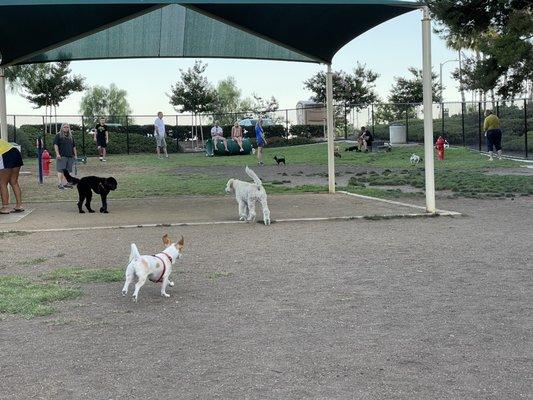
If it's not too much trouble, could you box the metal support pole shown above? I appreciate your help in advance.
[126,116,130,154]
[405,105,409,142]
[0,68,8,141]
[461,102,465,147]
[344,104,348,139]
[285,109,289,136]
[42,116,47,149]
[81,117,85,155]
[371,103,375,135]
[422,7,436,213]
[525,99,528,159]
[37,137,43,184]
[326,64,335,194]
[441,102,445,135]
[478,102,482,151]
[13,115,16,143]
[496,101,499,117]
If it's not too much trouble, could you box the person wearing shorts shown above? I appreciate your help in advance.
[231,121,245,152]
[0,139,24,214]
[211,121,229,152]
[484,110,502,161]
[154,111,168,158]
[255,117,267,165]
[94,117,109,162]
[53,123,77,190]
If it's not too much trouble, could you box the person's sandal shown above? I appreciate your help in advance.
[12,207,25,213]
[0,207,12,214]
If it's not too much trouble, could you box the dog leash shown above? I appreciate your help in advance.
[149,252,173,283]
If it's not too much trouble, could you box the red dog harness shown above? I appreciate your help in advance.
[149,252,173,283]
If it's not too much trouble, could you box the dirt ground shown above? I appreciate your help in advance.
[0,196,531,399]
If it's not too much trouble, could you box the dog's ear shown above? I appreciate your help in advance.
[162,234,171,246]
[176,235,184,250]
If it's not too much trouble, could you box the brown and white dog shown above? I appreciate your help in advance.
[122,234,184,302]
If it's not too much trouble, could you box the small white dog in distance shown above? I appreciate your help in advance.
[225,166,271,225]
[410,154,422,165]
[122,234,184,302]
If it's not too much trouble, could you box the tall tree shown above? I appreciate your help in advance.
[21,62,85,133]
[303,63,379,108]
[168,61,217,144]
[213,77,242,125]
[79,84,133,125]
[427,0,533,99]
[386,67,441,120]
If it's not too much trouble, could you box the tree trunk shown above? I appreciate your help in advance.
[199,114,204,148]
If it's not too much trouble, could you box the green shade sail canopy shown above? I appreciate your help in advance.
[0,1,418,67]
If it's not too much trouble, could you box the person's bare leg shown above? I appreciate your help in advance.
[488,150,494,161]
[163,146,168,158]
[102,147,107,160]
[223,138,229,151]
[8,167,22,210]
[57,171,65,185]
[156,146,161,157]
[0,169,12,213]
[257,147,263,164]
[237,138,244,151]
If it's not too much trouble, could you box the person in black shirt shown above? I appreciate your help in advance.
[94,117,109,162]
[357,126,373,152]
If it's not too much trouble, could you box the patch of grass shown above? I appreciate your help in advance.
[0,231,31,239]
[208,271,234,280]
[17,257,48,268]
[42,267,124,284]
[341,185,422,199]
[347,168,533,198]
[0,275,81,318]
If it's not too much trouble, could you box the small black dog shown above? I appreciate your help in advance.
[345,146,360,152]
[63,170,118,214]
[274,156,286,165]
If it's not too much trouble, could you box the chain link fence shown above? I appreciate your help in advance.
[7,99,531,158]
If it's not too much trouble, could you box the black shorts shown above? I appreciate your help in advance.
[0,147,23,170]
[97,137,107,148]
[486,129,502,152]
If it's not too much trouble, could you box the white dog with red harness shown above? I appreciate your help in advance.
[122,234,184,302]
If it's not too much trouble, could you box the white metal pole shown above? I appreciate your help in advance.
[422,7,436,213]
[0,68,8,141]
[326,64,335,194]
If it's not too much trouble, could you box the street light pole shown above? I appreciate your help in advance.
[439,58,459,135]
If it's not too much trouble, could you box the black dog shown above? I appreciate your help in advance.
[345,145,360,152]
[273,156,286,165]
[63,170,118,214]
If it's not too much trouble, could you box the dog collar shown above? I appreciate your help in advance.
[162,251,173,263]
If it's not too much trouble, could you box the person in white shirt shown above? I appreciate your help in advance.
[154,111,168,158]
[211,121,229,152]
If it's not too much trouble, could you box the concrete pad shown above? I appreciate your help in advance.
[0,194,443,232]
[0,209,33,225]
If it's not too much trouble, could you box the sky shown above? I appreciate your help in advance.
[6,8,461,117]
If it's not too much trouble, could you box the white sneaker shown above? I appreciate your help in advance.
[489,157,494,161]
[102,158,107,162]
[99,157,103,161]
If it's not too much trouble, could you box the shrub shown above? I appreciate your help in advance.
[290,124,325,138]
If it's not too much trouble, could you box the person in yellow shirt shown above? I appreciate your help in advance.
[483,110,502,161]
[0,139,24,214]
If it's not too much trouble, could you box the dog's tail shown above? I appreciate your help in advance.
[129,243,141,263]
[245,166,263,186]
[62,169,80,185]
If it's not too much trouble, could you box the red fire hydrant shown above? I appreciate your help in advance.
[435,136,447,160]
[42,149,52,176]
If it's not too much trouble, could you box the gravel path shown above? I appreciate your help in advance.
[0,197,531,399]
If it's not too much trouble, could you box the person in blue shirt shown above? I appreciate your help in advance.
[255,117,267,166]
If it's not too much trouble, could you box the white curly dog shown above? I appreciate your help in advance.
[225,166,271,225]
